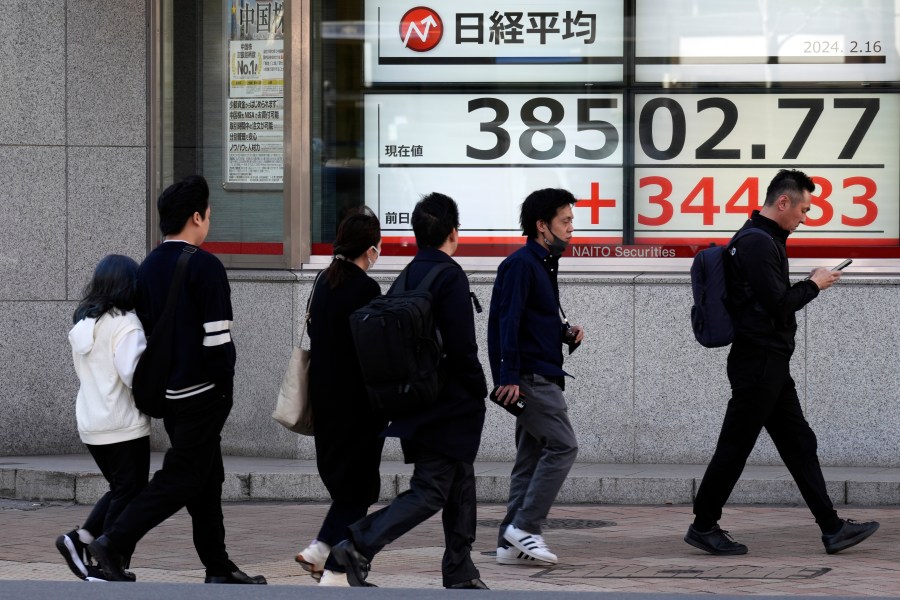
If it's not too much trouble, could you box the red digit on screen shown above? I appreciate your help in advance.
[680,177,719,225]
[805,176,834,227]
[724,177,761,216]
[841,176,878,227]
[637,176,674,226]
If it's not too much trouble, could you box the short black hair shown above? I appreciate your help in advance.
[764,169,815,207]
[520,188,577,239]
[73,254,140,323]
[158,175,210,236]
[411,192,459,248]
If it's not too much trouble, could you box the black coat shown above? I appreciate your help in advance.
[726,210,820,356]
[308,262,386,503]
[384,248,488,464]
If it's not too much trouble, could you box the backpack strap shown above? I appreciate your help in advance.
[389,262,455,294]
[727,226,772,250]
[160,245,197,321]
[415,263,455,292]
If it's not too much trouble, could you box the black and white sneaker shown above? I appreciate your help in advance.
[55,529,90,580]
[496,544,554,566]
[84,565,136,583]
[84,565,109,582]
[503,524,558,564]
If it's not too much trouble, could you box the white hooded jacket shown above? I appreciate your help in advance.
[69,311,150,445]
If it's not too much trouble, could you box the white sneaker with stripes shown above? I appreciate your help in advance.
[496,545,554,566]
[503,524,558,564]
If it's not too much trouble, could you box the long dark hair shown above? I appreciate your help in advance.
[324,208,381,289]
[73,254,140,324]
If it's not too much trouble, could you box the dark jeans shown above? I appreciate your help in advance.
[693,343,840,533]
[84,436,150,559]
[104,385,236,576]
[348,443,479,587]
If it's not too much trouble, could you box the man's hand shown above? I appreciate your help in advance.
[496,384,520,406]
[809,267,841,290]
[569,325,585,343]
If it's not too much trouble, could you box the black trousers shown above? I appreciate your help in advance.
[313,402,386,557]
[348,443,480,587]
[84,436,150,555]
[693,343,840,532]
[104,386,235,576]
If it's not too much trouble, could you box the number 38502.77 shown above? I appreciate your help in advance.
[638,176,878,227]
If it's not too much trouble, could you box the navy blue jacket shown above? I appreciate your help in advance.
[384,248,487,464]
[488,239,568,386]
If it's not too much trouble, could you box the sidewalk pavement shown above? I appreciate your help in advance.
[1,455,899,595]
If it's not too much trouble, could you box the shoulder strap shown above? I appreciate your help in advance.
[390,265,410,294]
[388,262,455,295]
[415,263,455,293]
[729,226,771,248]
[299,270,324,346]
[161,245,197,317]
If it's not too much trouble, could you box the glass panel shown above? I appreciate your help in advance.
[308,0,900,261]
[158,0,288,265]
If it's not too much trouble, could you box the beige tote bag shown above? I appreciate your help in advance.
[272,273,320,435]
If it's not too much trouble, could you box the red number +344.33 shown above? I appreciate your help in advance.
[637,176,878,227]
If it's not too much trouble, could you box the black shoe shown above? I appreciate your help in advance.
[204,569,268,584]
[447,578,490,590]
[684,524,748,555]
[331,540,376,587]
[87,536,132,582]
[55,530,89,580]
[84,563,137,582]
[822,519,879,554]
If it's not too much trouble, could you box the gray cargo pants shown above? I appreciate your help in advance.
[497,373,578,546]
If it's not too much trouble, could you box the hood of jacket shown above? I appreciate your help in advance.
[69,317,97,355]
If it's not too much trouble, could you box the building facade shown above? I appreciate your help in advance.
[2,0,899,467]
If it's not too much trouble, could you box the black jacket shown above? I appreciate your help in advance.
[308,261,383,422]
[384,248,488,464]
[725,211,820,356]
[136,241,236,393]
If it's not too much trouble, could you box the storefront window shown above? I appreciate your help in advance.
[154,0,288,267]
[309,0,900,261]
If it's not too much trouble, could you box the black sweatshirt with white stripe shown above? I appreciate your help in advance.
[136,241,236,399]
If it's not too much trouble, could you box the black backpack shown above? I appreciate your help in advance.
[690,228,770,348]
[349,263,453,418]
[132,245,196,417]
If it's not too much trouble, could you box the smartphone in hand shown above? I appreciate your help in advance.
[488,387,526,416]
[832,259,852,271]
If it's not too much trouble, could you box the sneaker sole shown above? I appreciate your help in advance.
[825,523,880,555]
[55,535,88,579]
[497,556,554,566]
[683,534,748,556]
[503,531,558,564]
[295,554,325,581]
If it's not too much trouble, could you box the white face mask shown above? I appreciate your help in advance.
[366,245,380,269]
